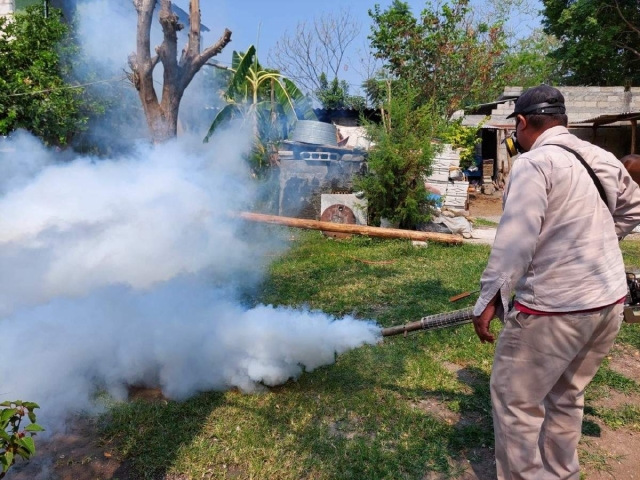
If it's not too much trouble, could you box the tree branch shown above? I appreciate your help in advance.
[184,28,232,85]
[131,0,159,106]
[205,62,232,70]
[615,41,640,59]
[268,9,360,98]
[150,55,160,70]
[187,0,201,59]
[613,0,640,36]
[157,0,182,107]
[133,0,156,67]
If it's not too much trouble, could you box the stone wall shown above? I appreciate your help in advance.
[488,86,640,173]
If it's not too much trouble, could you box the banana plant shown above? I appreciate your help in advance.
[204,45,316,176]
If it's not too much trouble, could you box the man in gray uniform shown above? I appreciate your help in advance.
[472,84,640,480]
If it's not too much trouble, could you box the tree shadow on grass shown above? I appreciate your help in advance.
[99,391,227,480]
[234,360,497,479]
[88,274,484,480]
[88,361,495,480]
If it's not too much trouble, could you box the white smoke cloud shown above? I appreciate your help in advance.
[75,0,138,68]
[0,1,382,432]
[0,130,256,313]
[0,131,381,431]
[2,286,380,420]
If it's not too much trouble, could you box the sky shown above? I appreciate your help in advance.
[197,0,544,95]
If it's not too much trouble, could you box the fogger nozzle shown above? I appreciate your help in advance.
[381,307,474,337]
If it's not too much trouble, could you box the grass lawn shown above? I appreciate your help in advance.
[100,230,640,479]
[471,218,499,228]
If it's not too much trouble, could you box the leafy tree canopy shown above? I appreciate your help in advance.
[368,0,507,115]
[316,73,366,110]
[499,30,563,88]
[0,6,94,146]
[542,0,640,85]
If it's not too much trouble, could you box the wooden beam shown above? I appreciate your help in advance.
[632,119,637,154]
[237,212,464,245]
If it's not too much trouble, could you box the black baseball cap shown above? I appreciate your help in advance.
[506,84,566,119]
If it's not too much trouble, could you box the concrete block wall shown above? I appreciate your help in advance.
[0,0,14,16]
[561,87,639,121]
[492,86,640,124]
[278,158,366,219]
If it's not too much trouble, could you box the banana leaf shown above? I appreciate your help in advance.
[203,103,242,143]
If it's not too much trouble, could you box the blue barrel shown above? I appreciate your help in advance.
[290,120,338,146]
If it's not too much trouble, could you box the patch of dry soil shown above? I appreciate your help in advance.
[7,416,135,480]
[422,447,497,480]
[417,360,640,480]
[580,391,640,480]
[468,192,503,219]
[609,345,640,383]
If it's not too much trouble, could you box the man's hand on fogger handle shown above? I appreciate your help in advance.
[472,293,499,344]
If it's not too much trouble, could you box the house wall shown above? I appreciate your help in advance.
[571,125,637,159]
[492,86,640,123]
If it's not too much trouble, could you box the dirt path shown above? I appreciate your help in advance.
[464,191,502,245]
[468,192,503,220]
[466,192,640,246]
[580,344,640,480]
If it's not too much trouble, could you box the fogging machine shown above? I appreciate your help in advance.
[382,272,640,338]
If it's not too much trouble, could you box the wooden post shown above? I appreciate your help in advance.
[236,212,464,245]
[631,119,637,154]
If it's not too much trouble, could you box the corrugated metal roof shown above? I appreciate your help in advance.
[571,112,640,126]
[465,97,519,115]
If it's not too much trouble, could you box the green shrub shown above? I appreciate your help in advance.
[355,88,442,229]
[440,120,483,170]
[0,401,44,478]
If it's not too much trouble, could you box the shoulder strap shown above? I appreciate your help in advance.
[547,143,608,206]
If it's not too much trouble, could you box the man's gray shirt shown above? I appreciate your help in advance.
[474,126,640,320]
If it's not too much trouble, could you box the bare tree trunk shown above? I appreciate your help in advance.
[129,0,232,143]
